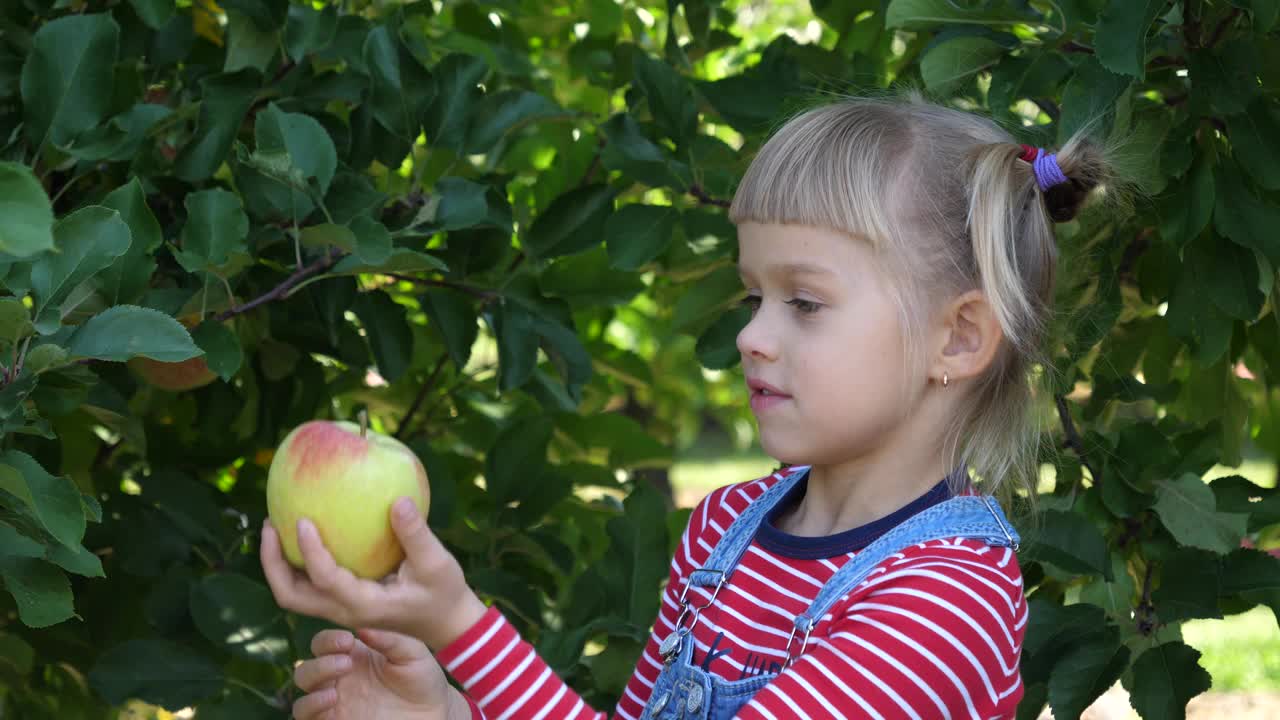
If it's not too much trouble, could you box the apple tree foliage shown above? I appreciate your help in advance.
[0,0,1278,718]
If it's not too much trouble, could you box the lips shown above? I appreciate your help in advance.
[746,377,790,413]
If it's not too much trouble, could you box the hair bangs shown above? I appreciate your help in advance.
[728,103,908,249]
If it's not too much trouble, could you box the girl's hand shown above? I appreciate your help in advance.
[291,627,473,720]
[261,497,488,651]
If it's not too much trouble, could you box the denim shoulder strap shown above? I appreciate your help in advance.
[684,467,810,592]
[782,494,1019,666]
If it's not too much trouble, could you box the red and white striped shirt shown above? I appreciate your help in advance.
[439,466,1027,719]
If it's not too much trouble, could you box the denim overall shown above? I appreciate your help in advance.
[642,468,1021,720]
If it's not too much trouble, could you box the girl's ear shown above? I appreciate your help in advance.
[932,289,1004,385]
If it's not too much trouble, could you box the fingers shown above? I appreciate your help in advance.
[390,497,444,575]
[260,522,345,621]
[295,654,354,692]
[311,629,355,657]
[356,627,430,665]
[296,519,374,610]
[292,686,337,720]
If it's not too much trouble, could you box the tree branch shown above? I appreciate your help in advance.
[396,353,449,440]
[214,253,341,323]
[385,273,500,302]
[1055,395,1103,486]
[689,184,730,208]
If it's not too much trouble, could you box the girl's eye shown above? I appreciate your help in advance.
[739,295,762,313]
[786,298,822,314]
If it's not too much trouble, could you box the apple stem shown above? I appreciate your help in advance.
[358,409,369,439]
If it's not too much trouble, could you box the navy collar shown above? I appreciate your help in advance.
[755,467,959,560]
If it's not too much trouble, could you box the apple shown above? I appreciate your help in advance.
[129,313,217,391]
[266,414,431,579]
[128,354,217,391]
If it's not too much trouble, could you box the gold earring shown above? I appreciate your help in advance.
[942,372,949,387]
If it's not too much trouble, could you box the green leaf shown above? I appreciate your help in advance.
[466,90,563,154]
[671,265,743,333]
[424,53,488,151]
[192,320,242,381]
[1159,154,1215,248]
[1214,170,1280,268]
[189,573,290,663]
[0,520,44,560]
[606,204,678,271]
[601,481,668,626]
[329,248,449,276]
[66,305,202,363]
[1058,57,1131,143]
[921,36,1005,94]
[632,52,698,143]
[225,9,277,73]
[1153,474,1249,554]
[20,13,119,147]
[285,3,338,61]
[1188,232,1265,322]
[695,304,749,370]
[1219,547,1280,594]
[363,25,436,138]
[128,0,174,29]
[489,301,539,391]
[1125,642,1211,720]
[23,344,68,375]
[98,178,163,306]
[173,69,260,182]
[528,312,593,403]
[601,113,691,190]
[540,248,646,306]
[1190,42,1259,116]
[423,288,478,369]
[524,184,617,259]
[1079,553,1138,624]
[431,176,513,232]
[1021,510,1113,578]
[0,452,85,549]
[256,103,338,194]
[88,639,225,710]
[0,162,55,258]
[45,541,104,578]
[30,206,131,333]
[885,0,1039,29]
[1151,547,1222,622]
[0,557,74,628]
[1226,101,1280,191]
[485,414,552,505]
[352,291,413,383]
[173,188,251,276]
[1094,0,1165,79]
[0,297,34,344]
[349,216,393,264]
[1047,628,1128,720]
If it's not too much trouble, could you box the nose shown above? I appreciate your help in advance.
[736,309,777,361]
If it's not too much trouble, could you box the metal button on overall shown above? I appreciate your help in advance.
[650,690,670,715]
[686,682,704,713]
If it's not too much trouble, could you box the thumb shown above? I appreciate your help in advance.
[389,497,443,571]
[356,627,430,665]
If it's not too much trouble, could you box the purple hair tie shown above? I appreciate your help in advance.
[1018,144,1069,191]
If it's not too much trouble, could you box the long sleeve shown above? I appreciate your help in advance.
[436,493,712,720]
[732,541,1027,720]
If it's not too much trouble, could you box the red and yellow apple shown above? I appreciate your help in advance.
[265,417,431,579]
[128,354,217,391]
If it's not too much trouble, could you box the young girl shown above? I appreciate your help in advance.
[261,92,1111,720]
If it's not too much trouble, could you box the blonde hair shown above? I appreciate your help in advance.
[728,92,1112,511]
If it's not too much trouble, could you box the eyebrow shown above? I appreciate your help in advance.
[736,262,835,278]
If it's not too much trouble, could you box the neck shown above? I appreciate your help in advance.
[776,388,957,537]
